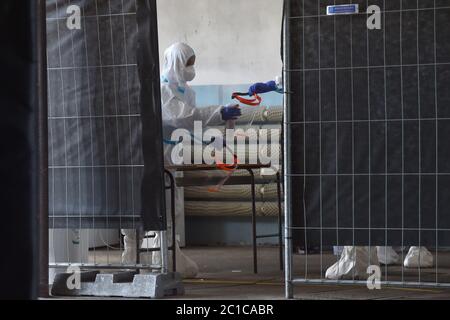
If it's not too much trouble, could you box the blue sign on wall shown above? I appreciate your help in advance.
[326,4,359,15]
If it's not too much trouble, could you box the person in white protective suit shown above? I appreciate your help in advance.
[121,42,241,278]
[326,245,434,280]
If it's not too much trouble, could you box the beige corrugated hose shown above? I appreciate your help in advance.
[184,183,281,201]
[185,201,280,217]
[181,105,283,218]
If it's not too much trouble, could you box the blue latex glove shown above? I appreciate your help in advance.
[248,80,278,95]
[220,104,242,121]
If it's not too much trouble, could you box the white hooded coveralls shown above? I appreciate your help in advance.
[122,43,225,278]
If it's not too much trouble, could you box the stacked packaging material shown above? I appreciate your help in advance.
[184,106,283,217]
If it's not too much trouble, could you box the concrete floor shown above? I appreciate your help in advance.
[178,246,450,300]
[51,246,450,299]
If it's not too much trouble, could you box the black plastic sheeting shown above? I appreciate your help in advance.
[0,0,44,299]
[46,0,166,230]
[289,0,450,246]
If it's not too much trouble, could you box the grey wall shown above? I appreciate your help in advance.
[186,216,280,246]
[156,0,284,85]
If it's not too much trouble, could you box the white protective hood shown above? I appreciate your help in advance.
[161,42,196,87]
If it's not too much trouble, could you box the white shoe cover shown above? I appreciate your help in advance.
[121,230,199,278]
[151,233,199,278]
[121,229,137,264]
[377,246,400,265]
[403,246,434,268]
[325,246,379,280]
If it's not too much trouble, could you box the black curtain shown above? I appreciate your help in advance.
[289,0,450,247]
[46,0,166,230]
[0,0,45,299]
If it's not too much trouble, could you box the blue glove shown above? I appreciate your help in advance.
[221,104,242,121]
[248,80,277,95]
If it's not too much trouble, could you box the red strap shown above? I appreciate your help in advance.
[216,154,239,171]
[232,93,262,106]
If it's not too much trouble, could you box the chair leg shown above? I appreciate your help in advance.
[247,169,258,274]
[277,172,283,271]
[164,169,177,272]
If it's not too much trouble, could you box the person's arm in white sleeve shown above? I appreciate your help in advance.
[162,95,223,132]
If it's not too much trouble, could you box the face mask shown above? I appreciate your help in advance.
[184,66,196,82]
